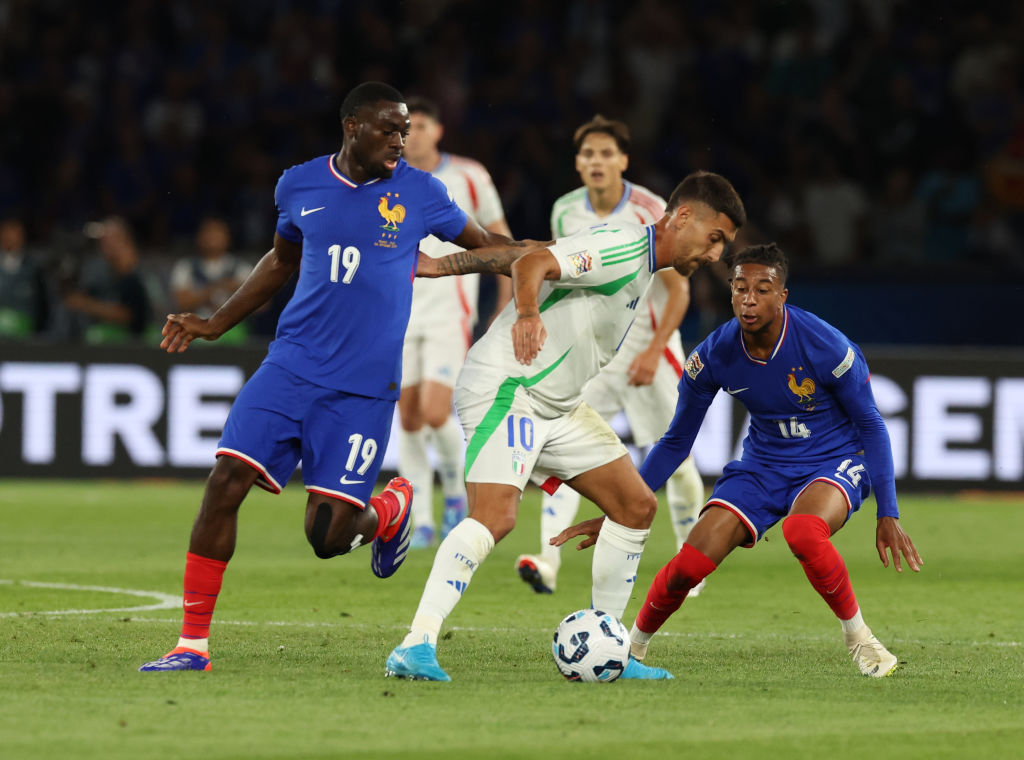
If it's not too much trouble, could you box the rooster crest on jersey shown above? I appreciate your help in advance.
[787,367,816,404]
[378,192,406,231]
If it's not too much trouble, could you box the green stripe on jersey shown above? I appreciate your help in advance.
[601,249,647,266]
[599,238,647,255]
[586,268,642,295]
[464,347,573,476]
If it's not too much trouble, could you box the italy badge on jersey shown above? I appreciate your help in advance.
[512,449,527,476]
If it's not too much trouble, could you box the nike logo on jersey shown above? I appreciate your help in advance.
[339,475,365,485]
[300,206,326,216]
[184,601,203,607]
[726,387,749,395]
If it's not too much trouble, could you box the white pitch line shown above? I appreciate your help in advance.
[0,579,180,617]
[67,614,1024,648]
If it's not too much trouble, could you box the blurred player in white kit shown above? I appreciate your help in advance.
[399,97,513,548]
[516,115,706,595]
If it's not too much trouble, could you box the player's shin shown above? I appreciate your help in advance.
[430,417,466,503]
[782,514,859,620]
[398,428,434,532]
[176,551,228,653]
[665,457,704,551]
[400,517,495,647]
[540,488,581,570]
[631,543,716,657]
[590,519,650,619]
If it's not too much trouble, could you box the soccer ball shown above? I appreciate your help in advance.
[551,609,630,683]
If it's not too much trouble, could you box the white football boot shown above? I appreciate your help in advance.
[845,625,898,677]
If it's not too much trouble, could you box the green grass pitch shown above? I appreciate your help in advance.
[1,480,1022,759]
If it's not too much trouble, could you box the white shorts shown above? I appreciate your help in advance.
[582,342,684,447]
[455,385,628,492]
[401,330,470,388]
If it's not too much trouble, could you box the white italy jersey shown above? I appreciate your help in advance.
[408,153,506,340]
[457,223,657,418]
[550,181,669,356]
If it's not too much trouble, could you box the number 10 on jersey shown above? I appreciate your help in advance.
[328,245,360,283]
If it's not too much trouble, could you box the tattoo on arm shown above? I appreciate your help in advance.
[437,243,529,276]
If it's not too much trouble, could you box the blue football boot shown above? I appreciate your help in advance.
[385,637,451,682]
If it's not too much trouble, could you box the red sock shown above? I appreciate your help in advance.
[180,551,228,641]
[370,491,400,541]
[635,544,717,634]
[782,514,859,620]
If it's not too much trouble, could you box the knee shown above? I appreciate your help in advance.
[399,409,422,432]
[206,457,256,507]
[619,490,658,530]
[666,544,715,592]
[782,514,830,560]
[423,406,449,430]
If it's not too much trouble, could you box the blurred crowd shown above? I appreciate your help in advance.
[1,0,1022,343]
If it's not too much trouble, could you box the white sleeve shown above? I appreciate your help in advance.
[547,230,649,289]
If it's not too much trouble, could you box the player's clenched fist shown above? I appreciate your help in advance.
[512,313,546,365]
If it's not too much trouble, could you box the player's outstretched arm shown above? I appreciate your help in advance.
[549,517,605,552]
[160,234,301,353]
[876,516,923,573]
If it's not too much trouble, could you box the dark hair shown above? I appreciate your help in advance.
[406,96,441,122]
[339,81,405,122]
[724,242,789,285]
[666,171,746,229]
[573,114,630,154]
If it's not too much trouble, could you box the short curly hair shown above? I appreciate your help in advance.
[724,243,789,285]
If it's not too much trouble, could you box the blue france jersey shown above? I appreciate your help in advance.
[267,155,467,399]
[687,305,867,464]
[642,304,898,516]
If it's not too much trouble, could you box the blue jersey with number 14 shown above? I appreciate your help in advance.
[267,155,468,400]
[641,305,898,517]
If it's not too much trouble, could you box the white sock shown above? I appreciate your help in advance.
[591,518,650,619]
[176,637,208,653]
[430,417,467,502]
[399,428,434,530]
[401,517,495,647]
[665,456,704,552]
[840,608,866,634]
[540,487,581,569]
[628,623,652,660]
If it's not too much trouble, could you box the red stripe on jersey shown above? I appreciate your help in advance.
[629,186,666,222]
[465,174,479,212]
[454,277,473,350]
[648,302,684,378]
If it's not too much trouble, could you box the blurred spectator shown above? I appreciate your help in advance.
[869,167,926,265]
[0,0,1020,342]
[62,217,152,343]
[0,217,49,338]
[916,143,982,263]
[801,151,867,266]
[169,217,252,344]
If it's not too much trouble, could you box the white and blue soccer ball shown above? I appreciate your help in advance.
[551,609,629,683]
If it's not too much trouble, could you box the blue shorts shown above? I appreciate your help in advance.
[217,361,394,507]
[703,453,871,547]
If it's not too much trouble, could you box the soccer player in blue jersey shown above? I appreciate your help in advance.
[140,82,524,672]
[554,243,923,678]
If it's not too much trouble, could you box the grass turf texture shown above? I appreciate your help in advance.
[1,481,1021,759]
